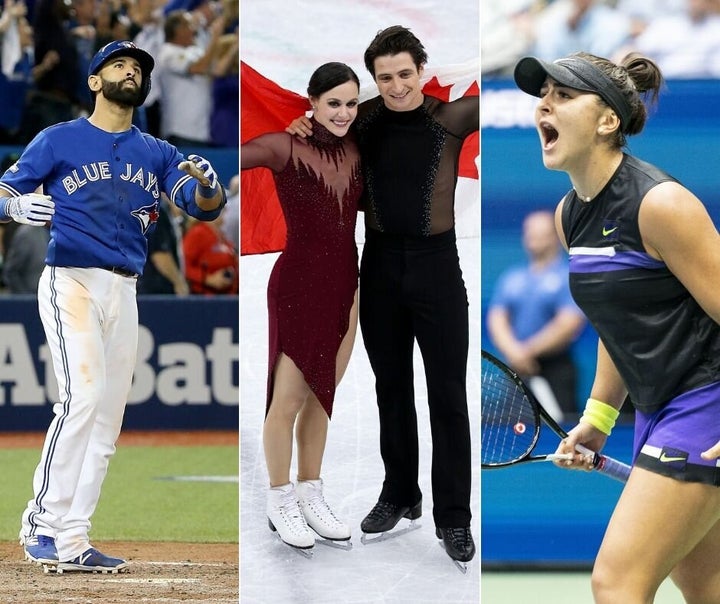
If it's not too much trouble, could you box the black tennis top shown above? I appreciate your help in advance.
[561,153,720,413]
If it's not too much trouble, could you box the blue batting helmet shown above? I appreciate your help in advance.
[88,40,154,106]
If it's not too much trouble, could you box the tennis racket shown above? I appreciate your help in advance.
[481,350,631,483]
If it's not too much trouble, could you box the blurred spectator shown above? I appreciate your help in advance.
[219,174,238,251]
[487,210,586,421]
[209,0,237,147]
[67,0,97,112]
[2,222,49,293]
[183,208,238,295]
[94,0,126,47]
[1,0,27,51]
[615,0,685,38]
[132,0,167,137]
[617,0,720,78]
[161,0,207,15]
[137,195,189,295]
[94,0,153,49]
[20,0,78,142]
[123,0,156,40]
[0,0,36,142]
[157,7,222,147]
[0,151,20,285]
[532,0,633,62]
[482,0,541,77]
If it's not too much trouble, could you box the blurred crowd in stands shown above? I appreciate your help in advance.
[0,0,238,146]
[483,0,720,78]
[0,0,238,296]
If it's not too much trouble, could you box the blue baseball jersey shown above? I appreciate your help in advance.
[0,118,222,275]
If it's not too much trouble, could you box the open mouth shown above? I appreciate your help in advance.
[540,122,559,150]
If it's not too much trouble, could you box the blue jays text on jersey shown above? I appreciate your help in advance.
[61,162,160,200]
[0,118,223,276]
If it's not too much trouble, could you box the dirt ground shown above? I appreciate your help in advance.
[0,541,238,603]
[0,430,239,603]
[0,429,238,449]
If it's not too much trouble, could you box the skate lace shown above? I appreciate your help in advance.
[305,493,343,527]
[445,527,472,548]
[278,492,309,534]
[366,500,395,521]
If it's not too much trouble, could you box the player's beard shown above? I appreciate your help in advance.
[100,77,143,107]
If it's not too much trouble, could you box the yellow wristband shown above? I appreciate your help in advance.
[580,398,620,436]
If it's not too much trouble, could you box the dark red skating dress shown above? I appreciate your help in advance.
[241,120,362,417]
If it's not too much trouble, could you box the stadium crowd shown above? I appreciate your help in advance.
[0,0,238,295]
[0,0,238,145]
[483,0,720,78]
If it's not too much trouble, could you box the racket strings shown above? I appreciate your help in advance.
[481,360,539,465]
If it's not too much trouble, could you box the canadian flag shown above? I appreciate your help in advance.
[241,61,479,255]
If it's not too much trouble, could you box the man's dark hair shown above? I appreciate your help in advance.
[363,25,428,78]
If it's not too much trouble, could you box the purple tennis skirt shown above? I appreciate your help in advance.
[634,380,720,486]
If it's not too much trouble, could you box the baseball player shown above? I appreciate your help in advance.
[0,40,226,573]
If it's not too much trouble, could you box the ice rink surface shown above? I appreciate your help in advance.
[240,2,480,602]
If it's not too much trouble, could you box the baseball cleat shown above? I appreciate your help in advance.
[56,547,128,574]
[23,535,59,566]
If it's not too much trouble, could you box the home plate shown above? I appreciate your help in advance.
[154,476,238,483]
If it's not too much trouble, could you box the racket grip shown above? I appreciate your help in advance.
[576,444,631,483]
[593,454,631,482]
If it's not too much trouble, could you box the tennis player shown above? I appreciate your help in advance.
[514,51,720,603]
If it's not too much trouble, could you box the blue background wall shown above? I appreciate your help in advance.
[481,79,720,567]
[0,295,238,431]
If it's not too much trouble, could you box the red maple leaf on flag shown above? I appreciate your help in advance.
[241,62,478,255]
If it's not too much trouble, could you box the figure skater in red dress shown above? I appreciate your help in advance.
[241,62,363,552]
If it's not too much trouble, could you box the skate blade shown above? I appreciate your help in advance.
[315,537,353,551]
[361,519,421,545]
[292,547,314,559]
[438,542,470,574]
[273,532,315,558]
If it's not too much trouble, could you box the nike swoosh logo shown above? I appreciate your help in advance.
[659,453,686,463]
[602,226,618,236]
[79,552,93,564]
